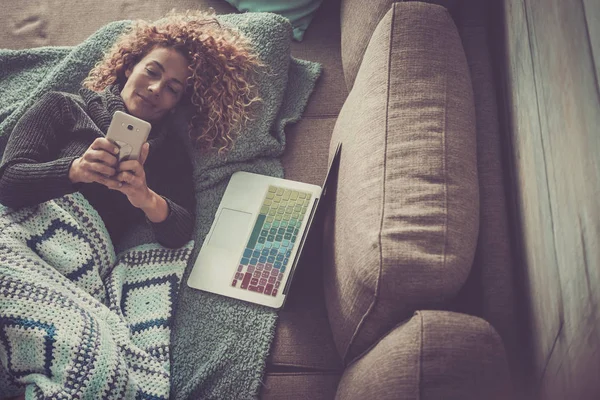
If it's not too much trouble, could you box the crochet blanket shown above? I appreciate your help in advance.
[0,12,321,400]
[0,193,192,399]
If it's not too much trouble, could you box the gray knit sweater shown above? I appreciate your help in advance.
[0,85,195,248]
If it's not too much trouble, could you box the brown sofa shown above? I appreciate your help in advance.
[1,0,521,398]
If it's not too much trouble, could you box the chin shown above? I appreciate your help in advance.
[142,112,163,123]
[128,106,153,122]
[134,111,152,121]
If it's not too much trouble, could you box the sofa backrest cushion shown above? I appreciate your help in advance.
[322,2,479,363]
[340,0,458,92]
[340,0,395,91]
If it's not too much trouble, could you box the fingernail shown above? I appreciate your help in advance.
[114,147,119,154]
[118,182,123,187]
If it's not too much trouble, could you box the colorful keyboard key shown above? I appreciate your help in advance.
[232,184,312,298]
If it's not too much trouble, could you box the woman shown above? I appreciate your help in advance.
[0,10,262,248]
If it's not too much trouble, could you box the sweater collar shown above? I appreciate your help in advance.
[79,84,127,133]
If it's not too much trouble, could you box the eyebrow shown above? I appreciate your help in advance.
[149,60,184,86]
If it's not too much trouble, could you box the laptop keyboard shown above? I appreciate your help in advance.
[231,185,312,297]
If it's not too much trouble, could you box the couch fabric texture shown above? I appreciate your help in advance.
[324,2,479,363]
[336,311,512,400]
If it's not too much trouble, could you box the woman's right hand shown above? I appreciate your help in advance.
[69,138,120,185]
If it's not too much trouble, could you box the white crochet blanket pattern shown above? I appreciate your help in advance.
[0,192,193,399]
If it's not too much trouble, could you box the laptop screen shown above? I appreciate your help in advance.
[320,142,342,199]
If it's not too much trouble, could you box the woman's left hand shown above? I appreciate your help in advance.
[106,142,152,209]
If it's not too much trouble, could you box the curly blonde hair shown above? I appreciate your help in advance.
[83,9,263,153]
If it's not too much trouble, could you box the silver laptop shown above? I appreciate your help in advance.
[187,143,341,309]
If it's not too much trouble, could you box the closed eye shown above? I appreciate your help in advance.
[146,67,179,94]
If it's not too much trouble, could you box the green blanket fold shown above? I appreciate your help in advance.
[0,12,321,400]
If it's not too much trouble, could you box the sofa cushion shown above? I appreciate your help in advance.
[268,299,343,371]
[335,311,513,400]
[340,0,458,92]
[291,0,348,118]
[323,2,479,363]
[340,0,395,91]
[260,371,341,399]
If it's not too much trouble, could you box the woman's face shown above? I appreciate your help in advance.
[121,47,191,122]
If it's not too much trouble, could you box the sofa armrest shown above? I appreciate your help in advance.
[335,311,513,400]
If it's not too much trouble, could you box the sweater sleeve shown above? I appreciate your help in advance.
[0,92,80,209]
[148,195,194,249]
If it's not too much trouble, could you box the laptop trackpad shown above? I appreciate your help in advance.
[208,208,253,251]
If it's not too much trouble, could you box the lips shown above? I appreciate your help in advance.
[136,93,155,108]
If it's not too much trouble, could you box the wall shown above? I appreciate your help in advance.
[492,0,600,399]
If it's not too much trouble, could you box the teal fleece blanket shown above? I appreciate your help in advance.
[0,12,321,400]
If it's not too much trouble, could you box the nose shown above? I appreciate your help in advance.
[148,81,162,97]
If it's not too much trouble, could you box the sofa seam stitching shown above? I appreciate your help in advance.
[581,0,600,103]
[343,2,396,365]
[418,311,424,400]
[442,12,450,290]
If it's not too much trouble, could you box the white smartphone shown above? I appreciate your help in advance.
[105,111,151,162]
